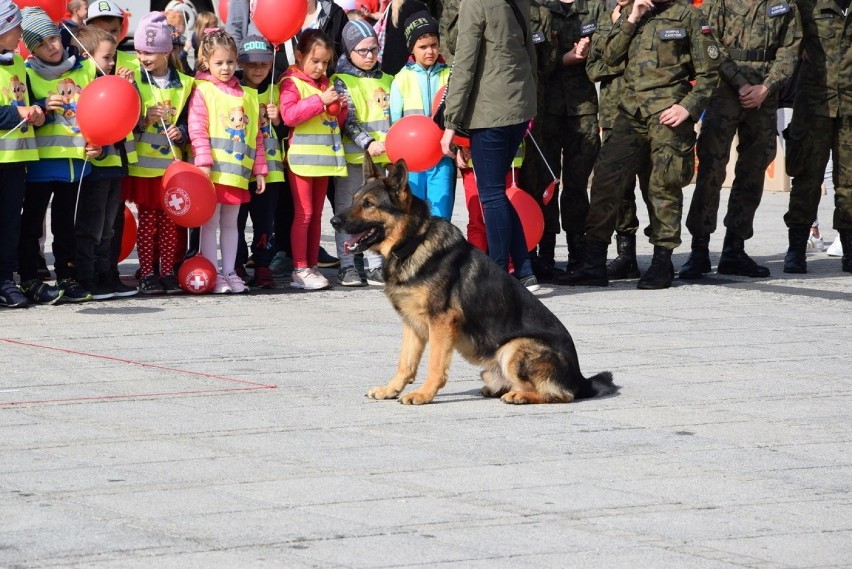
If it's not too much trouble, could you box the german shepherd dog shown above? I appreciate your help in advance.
[330,155,618,405]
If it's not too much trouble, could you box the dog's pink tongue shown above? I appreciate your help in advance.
[344,232,367,254]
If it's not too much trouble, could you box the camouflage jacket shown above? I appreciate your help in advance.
[604,0,721,120]
[587,4,626,129]
[541,0,607,116]
[794,0,852,117]
[701,0,801,95]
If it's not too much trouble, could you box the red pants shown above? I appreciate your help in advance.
[288,171,328,269]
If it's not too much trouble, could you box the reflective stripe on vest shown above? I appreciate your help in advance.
[331,72,392,165]
[26,63,95,160]
[251,83,286,183]
[393,66,450,118]
[0,54,38,163]
[283,76,346,177]
[193,80,259,190]
[128,69,193,177]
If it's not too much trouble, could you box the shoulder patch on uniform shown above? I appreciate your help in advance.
[659,28,687,40]
[707,44,719,59]
[580,22,597,37]
[532,30,546,44]
[701,24,712,34]
[767,3,790,17]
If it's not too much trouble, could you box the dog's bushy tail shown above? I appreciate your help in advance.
[575,371,619,400]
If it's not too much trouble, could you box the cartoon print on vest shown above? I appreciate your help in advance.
[151,99,178,155]
[322,117,342,152]
[223,106,248,160]
[373,86,390,127]
[258,103,277,157]
[3,75,29,132]
[48,78,83,133]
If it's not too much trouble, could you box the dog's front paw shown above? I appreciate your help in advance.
[399,391,433,405]
[501,391,533,405]
[367,386,401,400]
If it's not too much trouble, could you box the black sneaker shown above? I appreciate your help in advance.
[21,279,64,305]
[317,246,340,268]
[57,279,93,303]
[37,255,52,281]
[159,274,183,294]
[518,274,541,293]
[337,265,365,287]
[84,279,116,301]
[0,280,29,308]
[365,267,384,286]
[138,274,163,295]
[102,272,138,298]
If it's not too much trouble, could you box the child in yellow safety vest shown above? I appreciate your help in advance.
[236,35,286,290]
[19,7,101,305]
[188,28,267,294]
[388,12,454,219]
[330,20,391,287]
[0,0,41,308]
[280,29,345,291]
[125,12,192,295]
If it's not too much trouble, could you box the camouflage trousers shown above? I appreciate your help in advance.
[688,86,778,240]
[601,128,653,235]
[539,112,601,234]
[783,112,852,231]
[585,109,696,248]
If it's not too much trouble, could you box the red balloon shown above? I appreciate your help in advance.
[506,185,544,251]
[178,256,217,294]
[118,205,137,262]
[119,9,129,42]
[252,0,306,44]
[161,161,217,228]
[76,76,140,146]
[14,0,64,22]
[430,85,469,148]
[385,115,444,172]
[326,100,341,115]
[218,0,229,23]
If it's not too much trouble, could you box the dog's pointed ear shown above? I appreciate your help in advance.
[388,158,410,196]
[362,152,382,184]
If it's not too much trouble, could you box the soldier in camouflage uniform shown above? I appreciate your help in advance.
[586,0,652,280]
[563,0,721,289]
[782,0,852,274]
[536,0,606,280]
[678,0,801,280]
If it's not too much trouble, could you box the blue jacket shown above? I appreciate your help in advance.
[389,59,450,124]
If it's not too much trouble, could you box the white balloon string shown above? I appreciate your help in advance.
[1,118,28,139]
[141,64,179,161]
[62,23,107,76]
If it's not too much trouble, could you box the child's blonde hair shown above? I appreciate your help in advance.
[196,27,236,72]
[194,11,219,44]
[72,25,115,57]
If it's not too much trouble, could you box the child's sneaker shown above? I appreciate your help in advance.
[234,264,249,282]
[518,274,541,293]
[57,279,93,303]
[159,274,183,294]
[317,246,340,268]
[269,251,291,276]
[251,266,276,289]
[365,267,384,286]
[826,234,843,257]
[21,279,63,305]
[290,267,330,290]
[84,279,116,301]
[213,273,232,294]
[101,272,138,298]
[807,232,824,253]
[138,274,163,295]
[224,271,248,294]
[0,280,29,308]
[338,265,365,287]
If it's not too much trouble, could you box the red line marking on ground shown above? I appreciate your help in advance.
[0,338,277,407]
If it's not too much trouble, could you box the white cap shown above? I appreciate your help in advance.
[85,0,123,23]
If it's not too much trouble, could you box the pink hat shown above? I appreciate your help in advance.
[135,12,172,54]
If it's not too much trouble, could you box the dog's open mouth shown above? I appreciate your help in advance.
[344,227,382,254]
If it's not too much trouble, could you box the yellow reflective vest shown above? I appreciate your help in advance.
[331,72,392,165]
[392,65,450,117]
[251,82,286,183]
[0,54,38,163]
[282,76,346,177]
[193,80,259,190]
[26,62,95,160]
[128,67,193,177]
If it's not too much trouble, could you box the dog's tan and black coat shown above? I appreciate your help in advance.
[331,156,618,405]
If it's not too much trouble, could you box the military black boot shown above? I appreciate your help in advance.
[717,231,770,277]
[637,246,674,290]
[606,232,640,280]
[557,239,608,287]
[532,232,562,281]
[840,230,852,273]
[783,226,810,274]
[678,235,711,280]
[564,231,585,272]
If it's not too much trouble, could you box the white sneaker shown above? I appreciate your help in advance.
[212,273,231,294]
[290,267,330,290]
[224,271,249,294]
[826,234,843,257]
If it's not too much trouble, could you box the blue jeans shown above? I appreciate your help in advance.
[469,122,532,277]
